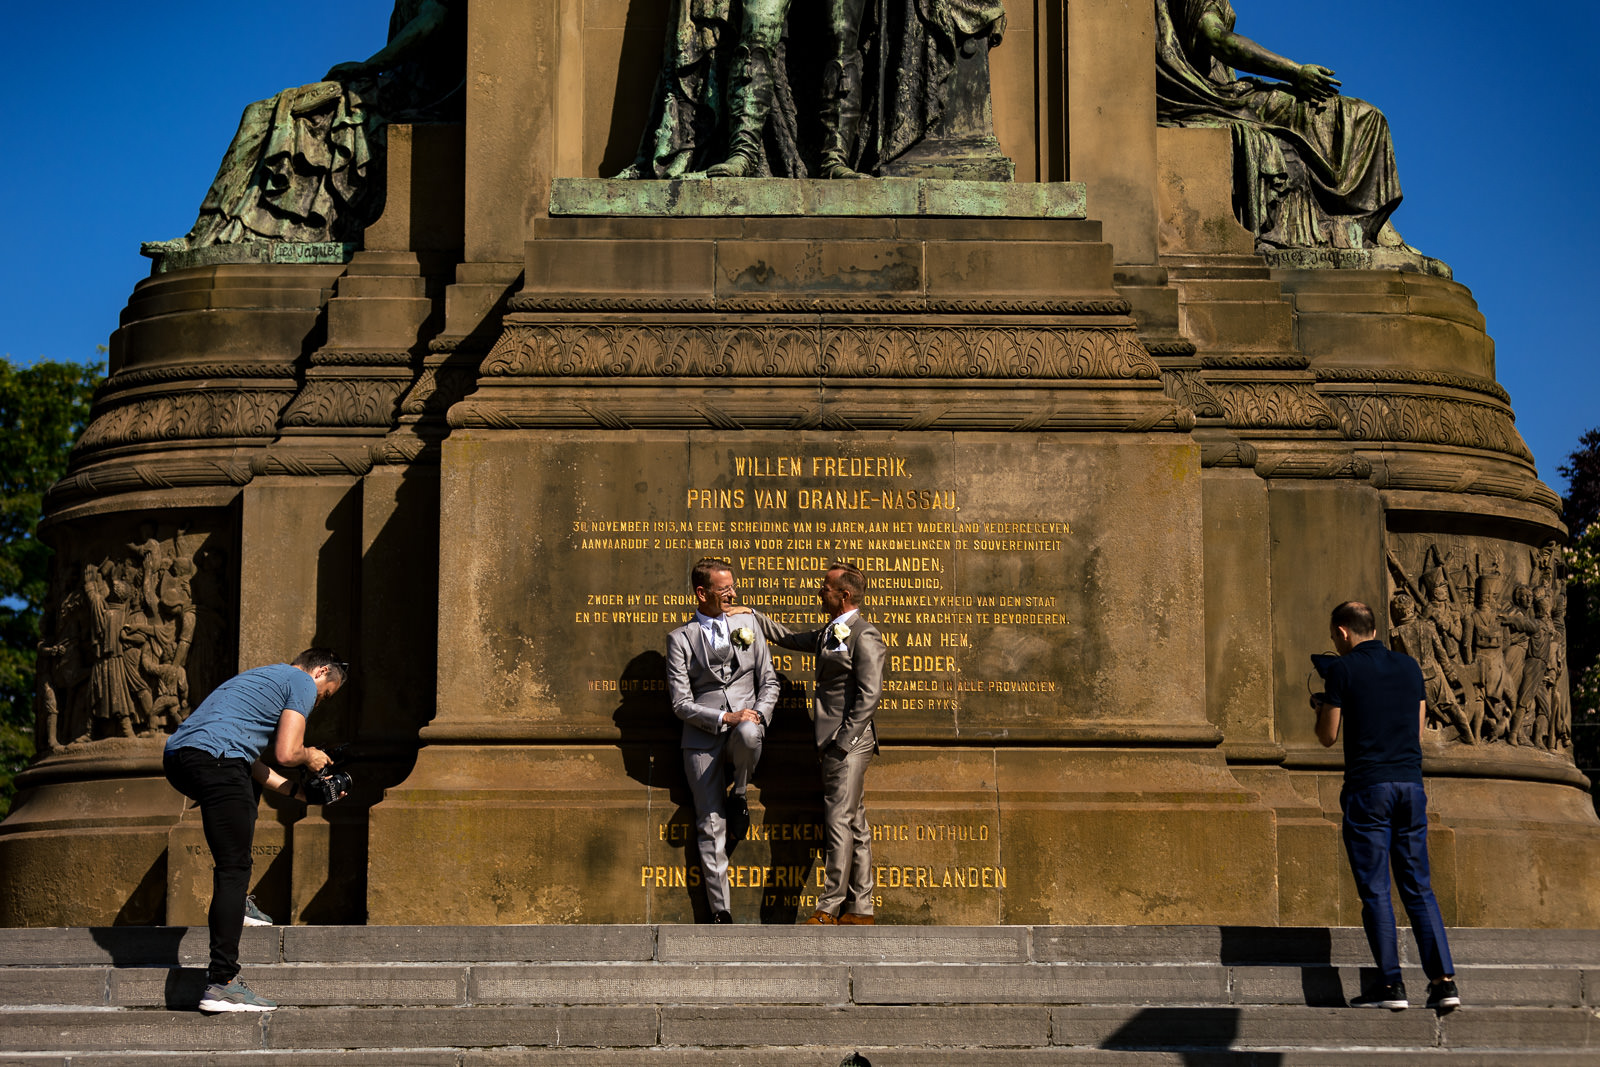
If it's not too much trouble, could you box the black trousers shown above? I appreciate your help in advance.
[163,747,260,985]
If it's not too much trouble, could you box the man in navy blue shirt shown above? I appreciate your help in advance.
[1312,601,1460,1012]
[164,648,346,1012]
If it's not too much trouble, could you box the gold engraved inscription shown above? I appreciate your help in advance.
[575,451,1074,704]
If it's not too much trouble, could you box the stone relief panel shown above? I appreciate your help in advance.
[36,521,233,753]
[1386,534,1570,758]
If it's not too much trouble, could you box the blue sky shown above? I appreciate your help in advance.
[2,1,1594,497]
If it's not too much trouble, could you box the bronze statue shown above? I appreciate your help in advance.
[617,0,1007,180]
[704,0,872,178]
[144,0,465,256]
[1155,0,1409,251]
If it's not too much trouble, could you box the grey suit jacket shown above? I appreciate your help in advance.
[665,617,780,751]
[749,609,885,755]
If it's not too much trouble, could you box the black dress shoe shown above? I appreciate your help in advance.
[727,794,749,820]
[711,910,734,924]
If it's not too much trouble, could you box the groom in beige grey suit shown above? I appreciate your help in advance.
[665,558,779,924]
[730,561,886,925]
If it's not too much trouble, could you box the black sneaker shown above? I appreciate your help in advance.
[1351,981,1408,1010]
[242,894,273,927]
[1426,979,1461,1010]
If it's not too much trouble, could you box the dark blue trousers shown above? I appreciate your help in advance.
[1340,780,1455,986]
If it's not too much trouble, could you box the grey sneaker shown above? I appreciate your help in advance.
[242,894,273,927]
[198,977,277,1013]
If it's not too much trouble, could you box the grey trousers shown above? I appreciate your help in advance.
[684,721,763,913]
[818,724,875,917]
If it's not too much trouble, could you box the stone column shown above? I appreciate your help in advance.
[1066,0,1158,265]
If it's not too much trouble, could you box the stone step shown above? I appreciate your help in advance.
[4,925,1596,968]
[1171,278,1286,304]
[1159,256,1275,282]
[0,1004,1595,1057]
[0,926,1593,1062]
[4,1053,1600,1067]
[0,962,1587,1010]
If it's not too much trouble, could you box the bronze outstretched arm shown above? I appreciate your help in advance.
[1196,11,1341,103]
[325,0,453,81]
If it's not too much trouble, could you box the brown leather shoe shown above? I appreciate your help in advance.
[836,912,875,925]
[804,910,838,925]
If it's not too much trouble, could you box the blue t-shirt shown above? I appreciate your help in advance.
[1323,640,1426,790]
[165,664,318,762]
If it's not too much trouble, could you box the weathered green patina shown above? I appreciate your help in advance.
[617,0,1011,182]
[142,0,465,271]
[1154,0,1412,253]
[550,178,1086,218]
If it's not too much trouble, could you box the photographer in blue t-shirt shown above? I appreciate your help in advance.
[1311,601,1460,1013]
[163,648,347,1013]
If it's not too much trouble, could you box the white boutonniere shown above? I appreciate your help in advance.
[730,627,755,649]
[830,621,852,643]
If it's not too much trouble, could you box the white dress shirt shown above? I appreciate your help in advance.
[695,611,729,650]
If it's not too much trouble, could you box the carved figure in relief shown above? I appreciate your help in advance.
[1388,593,1471,745]
[35,529,226,752]
[1461,576,1516,743]
[1522,595,1559,751]
[1548,586,1572,749]
[143,0,465,257]
[1499,585,1537,746]
[1387,539,1574,756]
[82,565,154,739]
[1155,0,1410,251]
[664,558,780,923]
[35,590,92,753]
[1419,560,1465,668]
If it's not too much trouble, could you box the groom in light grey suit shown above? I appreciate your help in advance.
[665,558,779,924]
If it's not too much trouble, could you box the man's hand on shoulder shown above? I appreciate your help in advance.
[723,605,754,616]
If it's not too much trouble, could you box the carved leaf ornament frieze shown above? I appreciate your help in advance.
[74,391,289,454]
[481,324,1159,381]
[1161,369,1226,419]
[280,379,410,428]
[1208,381,1339,431]
[1323,392,1533,463]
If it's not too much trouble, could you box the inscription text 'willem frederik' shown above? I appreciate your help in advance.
[569,451,1075,706]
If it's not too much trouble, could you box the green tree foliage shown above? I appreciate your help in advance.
[0,358,104,819]
[1562,429,1600,781]
[1563,429,1600,535]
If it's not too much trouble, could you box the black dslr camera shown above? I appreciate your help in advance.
[301,745,353,805]
[1308,652,1340,706]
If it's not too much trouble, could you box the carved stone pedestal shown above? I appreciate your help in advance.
[363,179,1283,925]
